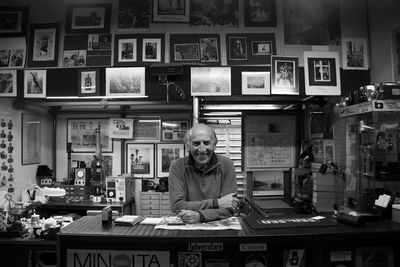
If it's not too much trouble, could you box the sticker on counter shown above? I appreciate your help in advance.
[66,249,169,267]
[245,254,267,267]
[284,249,305,267]
[179,252,202,267]
[206,258,230,267]
[188,242,223,251]
[240,243,267,252]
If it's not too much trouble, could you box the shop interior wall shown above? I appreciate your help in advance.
[1,0,371,200]
[0,98,53,201]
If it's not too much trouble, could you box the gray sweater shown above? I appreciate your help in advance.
[169,153,238,222]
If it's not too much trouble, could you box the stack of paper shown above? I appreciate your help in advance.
[114,215,142,226]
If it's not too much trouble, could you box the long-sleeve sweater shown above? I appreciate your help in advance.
[168,153,238,222]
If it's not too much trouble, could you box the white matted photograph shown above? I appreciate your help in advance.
[24,70,46,98]
[191,67,231,96]
[241,71,270,95]
[126,143,154,178]
[342,37,369,70]
[304,51,341,96]
[118,38,137,62]
[271,56,299,95]
[32,28,56,62]
[142,38,161,62]
[0,70,17,97]
[157,143,185,177]
[106,67,146,97]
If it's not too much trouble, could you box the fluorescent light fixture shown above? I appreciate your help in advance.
[202,104,286,110]
[202,112,242,116]
[46,96,148,100]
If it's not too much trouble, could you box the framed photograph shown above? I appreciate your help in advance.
[77,69,100,97]
[71,153,113,177]
[162,120,190,141]
[0,37,26,68]
[131,117,161,141]
[105,67,146,97]
[0,70,17,97]
[24,70,46,98]
[67,118,113,153]
[200,38,219,63]
[304,51,341,96]
[271,56,299,95]
[28,23,60,67]
[191,67,231,96]
[109,118,134,139]
[241,71,270,95]
[323,139,335,162]
[244,0,277,27]
[0,6,29,37]
[126,143,154,178]
[190,0,239,27]
[142,38,162,62]
[117,38,137,63]
[157,143,185,177]
[251,41,272,56]
[118,0,150,29]
[153,0,190,22]
[228,37,247,61]
[65,3,111,34]
[21,113,41,165]
[342,37,369,70]
[62,50,86,67]
[174,43,200,61]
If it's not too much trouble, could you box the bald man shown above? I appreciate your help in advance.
[169,123,239,224]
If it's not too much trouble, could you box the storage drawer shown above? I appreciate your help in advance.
[141,204,160,210]
[161,193,170,200]
[141,199,160,205]
[141,193,161,200]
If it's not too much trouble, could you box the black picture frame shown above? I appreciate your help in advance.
[65,3,111,34]
[244,0,277,27]
[0,6,29,37]
[271,56,299,95]
[118,0,150,29]
[153,0,190,23]
[27,23,60,68]
[77,68,100,97]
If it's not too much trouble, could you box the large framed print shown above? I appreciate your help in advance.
[162,120,189,141]
[105,67,146,97]
[0,6,29,37]
[341,37,369,70]
[157,143,185,177]
[67,118,113,153]
[191,67,231,96]
[71,153,113,177]
[66,3,111,34]
[126,143,154,178]
[271,56,299,95]
[245,132,295,169]
[241,71,270,95]
[0,70,17,97]
[21,113,41,165]
[27,23,60,67]
[244,0,277,27]
[153,0,190,22]
[109,118,134,139]
[118,0,150,29]
[77,69,100,97]
[190,0,239,27]
[130,117,161,141]
[142,38,162,62]
[24,70,46,98]
[304,51,341,96]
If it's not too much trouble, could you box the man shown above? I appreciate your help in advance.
[169,123,239,224]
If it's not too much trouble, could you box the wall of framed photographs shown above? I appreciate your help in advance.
[0,0,371,100]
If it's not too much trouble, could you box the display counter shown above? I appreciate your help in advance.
[58,215,400,267]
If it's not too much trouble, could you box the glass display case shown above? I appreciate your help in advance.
[335,100,400,211]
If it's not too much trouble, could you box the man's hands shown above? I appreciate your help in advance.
[177,210,200,224]
[217,193,239,209]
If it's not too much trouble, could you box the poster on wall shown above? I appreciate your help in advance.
[21,113,41,165]
[245,132,295,168]
[109,118,134,139]
[0,113,15,195]
[341,37,369,70]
